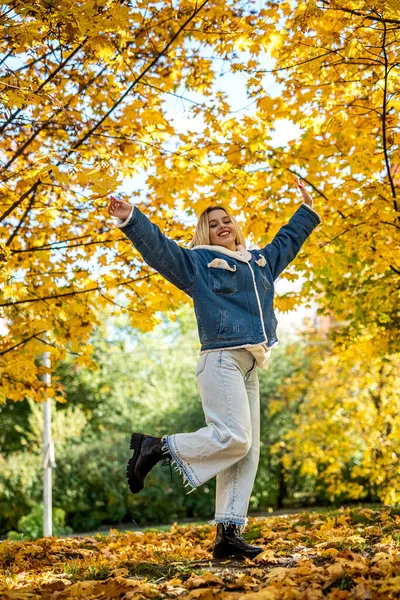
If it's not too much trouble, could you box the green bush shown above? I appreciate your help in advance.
[0,451,42,533]
[1,307,371,535]
[7,504,72,540]
[52,434,217,532]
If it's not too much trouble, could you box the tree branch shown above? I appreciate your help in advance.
[284,168,348,219]
[0,50,13,67]
[0,330,46,356]
[285,168,330,203]
[319,1,400,26]
[320,222,367,248]
[11,232,97,253]
[6,188,36,246]
[254,49,339,74]
[0,3,210,224]
[0,179,41,223]
[0,38,88,135]
[0,273,157,308]
[380,220,400,230]
[13,236,127,253]
[380,14,397,207]
[1,60,111,175]
[68,0,210,154]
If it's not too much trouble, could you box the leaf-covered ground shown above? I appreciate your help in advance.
[1,507,399,599]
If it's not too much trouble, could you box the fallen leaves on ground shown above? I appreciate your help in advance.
[1,507,400,599]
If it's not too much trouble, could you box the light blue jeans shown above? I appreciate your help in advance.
[162,348,262,532]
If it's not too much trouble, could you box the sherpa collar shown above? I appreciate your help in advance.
[190,244,252,263]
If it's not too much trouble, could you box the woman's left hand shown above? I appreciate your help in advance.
[295,177,313,208]
[108,195,133,220]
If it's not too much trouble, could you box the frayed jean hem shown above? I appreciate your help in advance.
[161,435,199,495]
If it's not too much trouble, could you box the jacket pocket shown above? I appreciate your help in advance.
[260,271,271,292]
[254,255,271,292]
[208,261,237,295]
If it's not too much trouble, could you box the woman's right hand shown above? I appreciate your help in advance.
[108,196,133,221]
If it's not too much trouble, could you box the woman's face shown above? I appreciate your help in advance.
[208,209,236,251]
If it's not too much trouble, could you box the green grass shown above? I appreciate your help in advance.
[124,560,205,582]
[63,561,82,583]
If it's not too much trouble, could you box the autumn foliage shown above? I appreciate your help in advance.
[1,0,399,516]
[0,0,399,397]
[1,507,400,599]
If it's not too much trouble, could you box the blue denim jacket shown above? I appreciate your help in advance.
[118,204,321,351]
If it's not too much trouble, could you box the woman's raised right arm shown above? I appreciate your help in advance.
[108,196,198,296]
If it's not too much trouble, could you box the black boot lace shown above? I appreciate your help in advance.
[161,455,173,482]
[225,524,245,543]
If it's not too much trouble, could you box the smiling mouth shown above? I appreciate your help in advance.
[218,231,231,237]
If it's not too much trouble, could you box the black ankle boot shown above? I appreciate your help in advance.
[127,433,172,494]
[212,523,264,560]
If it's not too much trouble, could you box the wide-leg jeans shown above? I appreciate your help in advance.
[162,348,263,532]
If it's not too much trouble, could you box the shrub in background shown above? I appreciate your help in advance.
[1,306,377,535]
[7,504,72,540]
[0,451,42,533]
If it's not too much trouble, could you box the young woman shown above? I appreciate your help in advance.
[108,182,321,559]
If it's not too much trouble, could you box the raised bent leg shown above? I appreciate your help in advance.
[162,350,255,501]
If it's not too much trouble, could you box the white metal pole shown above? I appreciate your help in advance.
[42,333,55,537]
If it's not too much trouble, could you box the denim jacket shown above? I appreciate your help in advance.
[118,204,322,351]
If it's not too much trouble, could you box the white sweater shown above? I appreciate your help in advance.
[197,244,274,371]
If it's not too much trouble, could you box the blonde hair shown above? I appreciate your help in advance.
[189,205,247,249]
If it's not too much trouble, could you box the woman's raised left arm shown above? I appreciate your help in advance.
[260,179,322,281]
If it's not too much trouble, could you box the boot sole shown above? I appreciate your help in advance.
[213,546,263,560]
[126,433,144,494]
[213,549,244,560]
